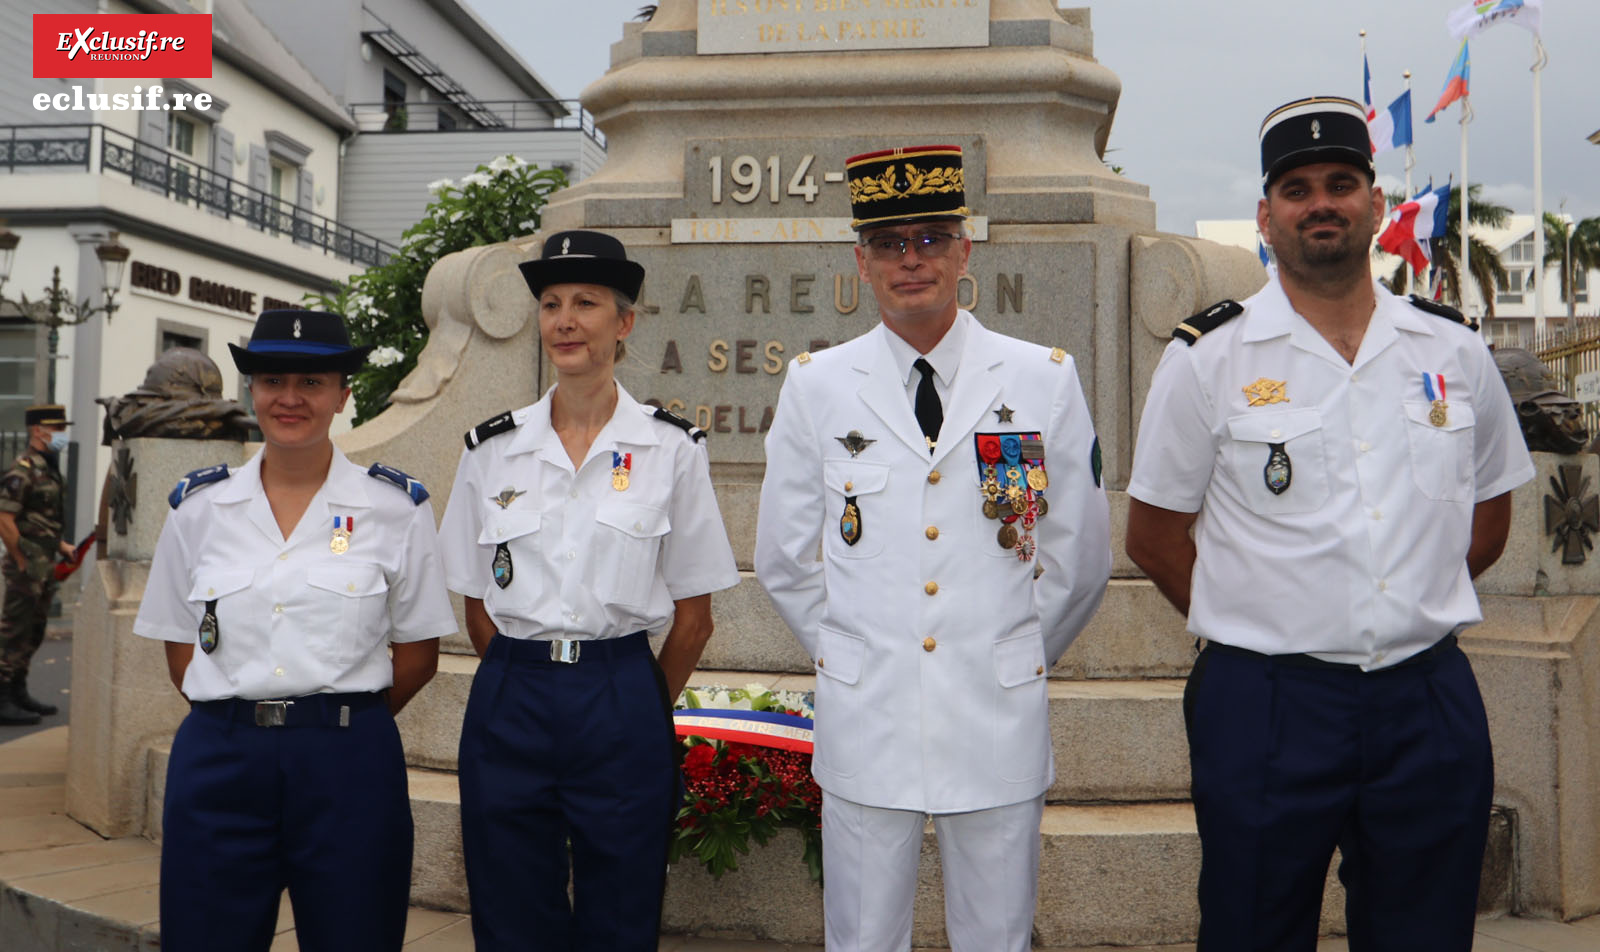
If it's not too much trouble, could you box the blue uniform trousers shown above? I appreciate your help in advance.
[458,632,679,952]
[158,692,413,952]
[1184,636,1493,952]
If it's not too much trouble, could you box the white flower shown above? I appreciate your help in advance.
[367,345,405,367]
[517,220,538,233]
[487,154,527,173]
[426,178,453,196]
[459,171,492,189]
[348,293,375,316]
[448,210,464,222]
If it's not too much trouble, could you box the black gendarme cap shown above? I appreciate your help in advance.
[1259,96,1374,192]
[846,145,970,231]
[517,230,646,302]
[228,310,371,375]
[24,405,68,427]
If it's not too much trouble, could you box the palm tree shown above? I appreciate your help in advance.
[1378,183,1510,317]
[1541,212,1600,321]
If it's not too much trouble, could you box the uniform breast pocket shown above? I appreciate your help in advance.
[1226,409,1331,515]
[305,561,391,664]
[822,459,891,559]
[478,509,542,601]
[186,570,253,660]
[592,500,670,611]
[1402,401,1476,503]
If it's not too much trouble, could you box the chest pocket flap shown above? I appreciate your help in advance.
[595,500,670,539]
[187,570,252,603]
[306,561,389,598]
[479,509,541,546]
[823,459,890,496]
[1226,407,1323,445]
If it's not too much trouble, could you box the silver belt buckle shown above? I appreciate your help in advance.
[548,639,581,664]
[254,700,293,726]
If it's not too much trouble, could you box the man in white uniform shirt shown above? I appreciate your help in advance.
[1126,97,1533,952]
[756,145,1111,951]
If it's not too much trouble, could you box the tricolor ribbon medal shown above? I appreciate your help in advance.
[330,515,353,554]
[611,451,632,491]
[1423,372,1448,427]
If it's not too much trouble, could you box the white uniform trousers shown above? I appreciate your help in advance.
[821,791,1044,952]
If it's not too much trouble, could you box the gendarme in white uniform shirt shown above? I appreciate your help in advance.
[134,447,456,701]
[438,383,738,638]
[1128,276,1534,670]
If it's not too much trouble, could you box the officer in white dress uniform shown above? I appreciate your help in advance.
[438,230,739,951]
[135,310,454,952]
[1126,98,1534,952]
[755,145,1112,951]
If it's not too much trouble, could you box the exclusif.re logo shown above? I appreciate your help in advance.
[33,14,212,79]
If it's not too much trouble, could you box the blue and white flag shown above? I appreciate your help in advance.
[1369,90,1413,155]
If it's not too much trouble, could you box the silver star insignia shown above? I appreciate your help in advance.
[490,487,526,509]
[995,404,1015,423]
[835,430,876,457]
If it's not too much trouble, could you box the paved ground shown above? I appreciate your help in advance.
[0,616,72,742]
[5,728,1600,951]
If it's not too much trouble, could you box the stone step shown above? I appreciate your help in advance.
[395,664,1193,804]
[436,575,1194,681]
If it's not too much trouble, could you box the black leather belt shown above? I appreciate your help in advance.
[1203,633,1458,673]
[191,691,387,727]
[488,630,648,665]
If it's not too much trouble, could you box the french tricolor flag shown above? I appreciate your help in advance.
[1368,90,1413,155]
[1378,182,1452,273]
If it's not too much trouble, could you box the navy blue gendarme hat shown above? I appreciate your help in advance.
[517,230,646,303]
[1259,96,1375,192]
[228,310,372,375]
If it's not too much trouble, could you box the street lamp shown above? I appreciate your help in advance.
[0,225,130,402]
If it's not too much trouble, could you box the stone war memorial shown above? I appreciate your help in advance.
[59,0,1600,946]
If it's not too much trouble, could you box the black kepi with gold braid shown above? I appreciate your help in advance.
[845,145,969,231]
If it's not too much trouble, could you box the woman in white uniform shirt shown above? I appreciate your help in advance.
[439,231,739,951]
[134,310,455,952]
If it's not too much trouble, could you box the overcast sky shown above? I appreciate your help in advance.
[468,0,1598,236]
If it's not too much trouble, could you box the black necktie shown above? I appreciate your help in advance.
[913,357,943,455]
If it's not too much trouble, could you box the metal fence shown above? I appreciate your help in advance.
[0,124,399,268]
[1532,320,1600,442]
[346,98,606,147]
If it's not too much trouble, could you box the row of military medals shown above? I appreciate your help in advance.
[976,433,1048,561]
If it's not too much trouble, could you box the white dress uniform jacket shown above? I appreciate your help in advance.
[438,383,738,636]
[1128,277,1534,669]
[756,311,1112,813]
[134,448,456,701]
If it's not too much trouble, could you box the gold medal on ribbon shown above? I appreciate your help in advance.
[997,523,1019,550]
[1429,400,1448,428]
[611,451,632,492]
[1026,467,1048,491]
[612,471,630,491]
[330,515,352,555]
[330,534,349,555]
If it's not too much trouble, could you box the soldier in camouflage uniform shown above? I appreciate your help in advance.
[0,405,74,726]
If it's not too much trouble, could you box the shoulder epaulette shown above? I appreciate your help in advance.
[1407,294,1477,331]
[168,464,230,509]
[1173,300,1243,345]
[464,410,517,450]
[367,463,429,505]
[646,405,707,442]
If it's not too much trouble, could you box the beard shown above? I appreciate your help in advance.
[1267,205,1378,290]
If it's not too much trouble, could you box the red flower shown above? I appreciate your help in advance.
[683,743,716,781]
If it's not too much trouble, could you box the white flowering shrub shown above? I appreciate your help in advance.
[308,155,567,423]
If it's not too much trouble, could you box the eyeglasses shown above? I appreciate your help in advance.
[859,232,964,260]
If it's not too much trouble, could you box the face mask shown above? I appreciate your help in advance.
[48,431,68,453]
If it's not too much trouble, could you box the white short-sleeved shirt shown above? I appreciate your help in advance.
[1128,277,1534,669]
[438,383,739,640]
[134,448,457,701]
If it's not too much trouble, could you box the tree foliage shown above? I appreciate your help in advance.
[308,156,567,423]
[1541,212,1600,320]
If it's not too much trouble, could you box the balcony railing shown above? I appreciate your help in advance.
[0,124,398,268]
[347,99,606,149]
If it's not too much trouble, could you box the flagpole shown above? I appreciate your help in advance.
[1461,94,1477,337]
[1531,36,1548,336]
[1403,70,1414,293]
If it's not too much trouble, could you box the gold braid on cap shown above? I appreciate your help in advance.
[849,164,965,204]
